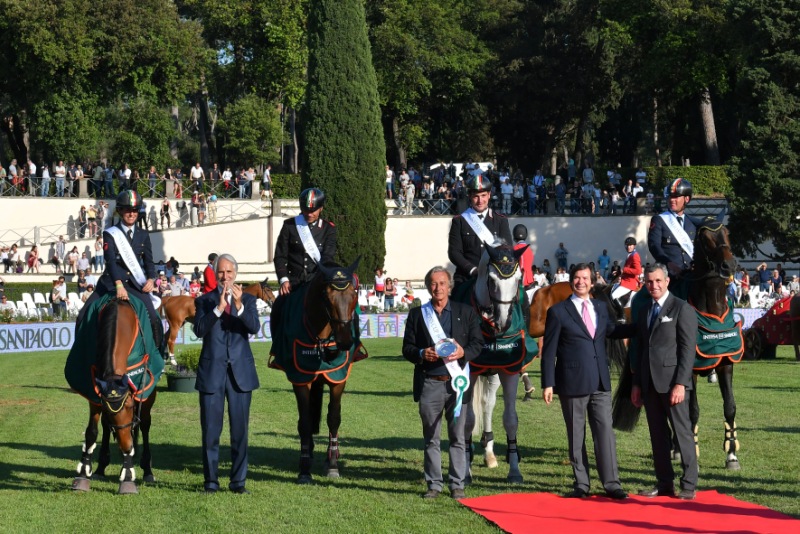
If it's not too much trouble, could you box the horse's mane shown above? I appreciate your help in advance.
[96,300,118,378]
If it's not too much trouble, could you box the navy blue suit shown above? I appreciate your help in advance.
[541,296,632,494]
[194,289,260,492]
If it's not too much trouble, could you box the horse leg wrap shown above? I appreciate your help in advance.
[327,435,340,461]
[75,442,96,476]
[723,422,740,453]
[506,438,521,463]
[119,452,136,482]
[300,448,313,475]
[480,431,494,448]
[694,425,700,457]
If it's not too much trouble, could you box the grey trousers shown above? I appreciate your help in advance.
[419,378,467,491]
[559,390,623,493]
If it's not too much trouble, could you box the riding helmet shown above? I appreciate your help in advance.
[115,190,143,210]
[467,174,493,193]
[665,178,693,199]
[513,224,528,242]
[624,236,636,247]
[299,188,326,211]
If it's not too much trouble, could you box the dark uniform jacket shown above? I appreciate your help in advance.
[648,212,697,273]
[98,223,156,293]
[448,209,512,283]
[274,216,337,286]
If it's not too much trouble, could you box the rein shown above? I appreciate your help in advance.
[303,278,355,352]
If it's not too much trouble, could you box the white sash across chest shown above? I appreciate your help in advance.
[461,208,496,245]
[294,215,322,263]
[106,226,161,309]
[659,211,694,258]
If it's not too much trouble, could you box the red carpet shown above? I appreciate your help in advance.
[461,491,797,534]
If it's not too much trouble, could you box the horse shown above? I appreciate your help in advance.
[459,242,536,483]
[613,218,743,470]
[68,298,160,494]
[268,260,363,484]
[162,278,275,361]
[685,219,742,469]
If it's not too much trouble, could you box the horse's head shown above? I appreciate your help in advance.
[476,242,525,335]
[315,258,360,351]
[694,218,736,279]
[259,277,276,305]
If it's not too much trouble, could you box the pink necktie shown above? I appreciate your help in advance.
[582,300,595,338]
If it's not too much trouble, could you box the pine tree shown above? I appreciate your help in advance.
[302,0,387,276]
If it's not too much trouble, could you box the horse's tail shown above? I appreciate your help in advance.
[96,299,119,378]
[471,375,485,438]
[310,380,324,435]
[612,357,641,431]
[607,339,627,374]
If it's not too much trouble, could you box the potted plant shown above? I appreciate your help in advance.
[165,346,201,393]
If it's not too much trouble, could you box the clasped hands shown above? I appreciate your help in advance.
[217,282,243,313]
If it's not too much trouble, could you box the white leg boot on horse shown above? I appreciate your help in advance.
[500,373,523,483]
[521,371,535,402]
[325,433,340,478]
[724,422,741,470]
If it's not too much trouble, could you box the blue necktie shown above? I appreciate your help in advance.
[649,302,661,331]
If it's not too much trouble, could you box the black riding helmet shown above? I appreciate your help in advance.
[115,190,143,211]
[299,188,325,212]
[665,178,693,199]
[624,236,636,247]
[467,174,492,193]
[513,224,528,242]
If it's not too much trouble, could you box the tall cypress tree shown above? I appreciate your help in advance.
[302,0,386,277]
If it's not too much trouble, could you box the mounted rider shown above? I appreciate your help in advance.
[77,190,164,354]
[271,187,337,334]
[648,178,698,288]
[448,174,512,289]
[610,236,642,315]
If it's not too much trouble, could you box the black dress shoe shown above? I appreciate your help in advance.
[450,488,466,500]
[677,488,696,500]
[565,488,589,498]
[607,488,629,500]
[231,487,251,495]
[638,486,675,497]
[422,489,440,499]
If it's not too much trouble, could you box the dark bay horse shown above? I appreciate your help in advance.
[686,219,743,469]
[71,299,157,494]
[162,278,275,361]
[268,260,362,484]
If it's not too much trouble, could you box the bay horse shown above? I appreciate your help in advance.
[686,219,743,469]
[268,260,362,484]
[613,218,743,470]
[461,242,534,483]
[70,298,158,494]
[162,278,275,361]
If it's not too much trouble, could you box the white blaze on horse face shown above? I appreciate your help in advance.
[488,267,521,333]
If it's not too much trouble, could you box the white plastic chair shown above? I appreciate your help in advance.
[33,292,48,307]
[68,292,81,304]
[25,301,42,318]
[17,301,33,318]
[22,292,36,307]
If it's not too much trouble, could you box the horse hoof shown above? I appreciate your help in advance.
[326,469,340,479]
[522,393,533,402]
[143,474,156,484]
[91,473,106,481]
[507,474,524,484]
[72,478,91,492]
[726,459,741,471]
[297,474,313,485]
[118,481,138,494]
[485,453,498,469]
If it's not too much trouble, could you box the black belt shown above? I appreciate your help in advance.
[426,374,450,382]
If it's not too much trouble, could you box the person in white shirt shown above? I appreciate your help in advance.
[222,167,232,196]
[261,164,272,200]
[54,160,67,197]
[501,181,514,214]
[385,165,395,199]
[40,164,51,197]
[27,159,37,195]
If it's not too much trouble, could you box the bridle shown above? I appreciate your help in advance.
[690,222,734,281]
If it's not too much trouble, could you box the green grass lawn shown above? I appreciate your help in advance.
[0,339,798,532]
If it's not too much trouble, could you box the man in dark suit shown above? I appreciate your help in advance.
[448,175,512,286]
[77,190,162,351]
[632,263,699,500]
[403,266,483,500]
[541,263,630,499]
[193,253,261,494]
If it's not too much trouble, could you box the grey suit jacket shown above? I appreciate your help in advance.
[634,293,697,395]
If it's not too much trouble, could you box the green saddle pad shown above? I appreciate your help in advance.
[269,284,363,385]
[65,294,164,404]
[694,297,744,369]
